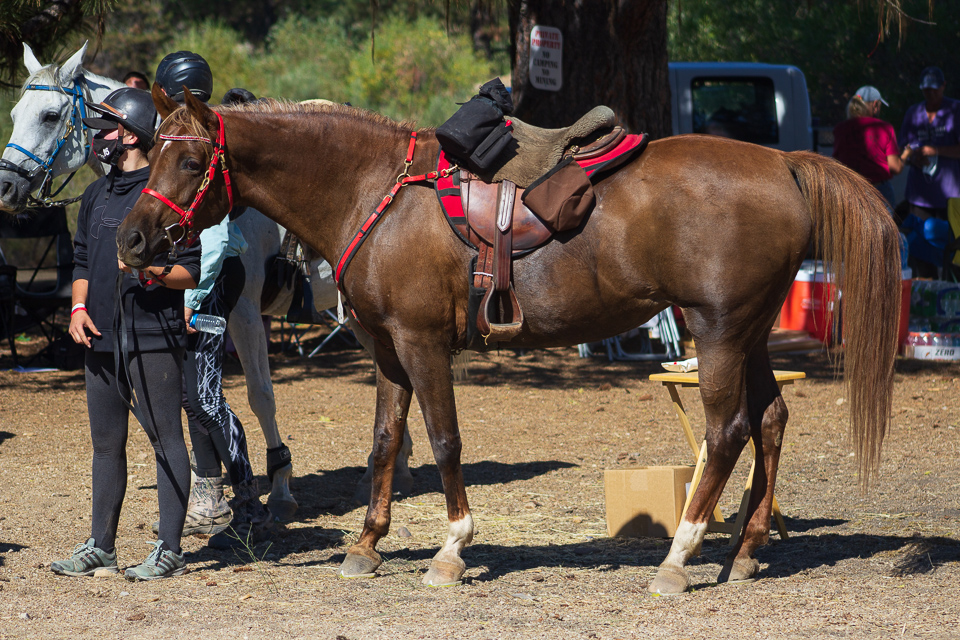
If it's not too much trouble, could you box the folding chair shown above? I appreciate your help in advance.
[577,308,683,361]
[279,264,357,357]
[0,207,74,366]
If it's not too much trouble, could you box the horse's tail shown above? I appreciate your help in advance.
[782,151,901,485]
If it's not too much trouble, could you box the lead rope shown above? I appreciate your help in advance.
[113,273,151,434]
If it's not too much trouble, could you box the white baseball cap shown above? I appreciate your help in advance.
[855,85,889,106]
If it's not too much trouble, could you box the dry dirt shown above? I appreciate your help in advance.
[0,328,958,640]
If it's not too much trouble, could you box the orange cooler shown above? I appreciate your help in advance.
[780,262,836,342]
[780,262,911,345]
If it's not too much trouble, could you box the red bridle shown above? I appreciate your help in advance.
[142,111,234,249]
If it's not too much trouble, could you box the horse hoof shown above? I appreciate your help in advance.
[720,556,759,584]
[648,566,690,596]
[393,471,414,496]
[422,558,465,587]
[267,497,298,522]
[268,463,298,521]
[339,548,382,579]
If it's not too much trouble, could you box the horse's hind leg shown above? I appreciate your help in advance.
[650,344,751,596]
[719,344,788,584]
[229,296,298,520]
[339,348,414,579]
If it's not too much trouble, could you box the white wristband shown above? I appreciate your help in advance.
[71,303,86,313]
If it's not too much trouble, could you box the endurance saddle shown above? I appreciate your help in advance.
[436,106,648,347]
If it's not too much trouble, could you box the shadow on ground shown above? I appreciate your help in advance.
[286,459,578,520]
[192,527,959,588]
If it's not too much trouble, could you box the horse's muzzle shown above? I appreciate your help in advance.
[116,226,154,270]
[0,170,30,213]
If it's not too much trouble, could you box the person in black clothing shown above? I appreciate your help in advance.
[50,88,202,581]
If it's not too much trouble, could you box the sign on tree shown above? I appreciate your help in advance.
[529,26,562,92]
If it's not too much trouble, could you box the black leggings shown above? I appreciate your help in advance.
[182,257,254,487]
[85,348,189,554]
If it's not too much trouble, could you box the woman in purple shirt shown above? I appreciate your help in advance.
[900,66,960,220]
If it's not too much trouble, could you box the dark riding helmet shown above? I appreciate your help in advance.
[155,50,213,103]
[83,87,160,151]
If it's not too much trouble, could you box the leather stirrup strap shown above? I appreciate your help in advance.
[494,180,516,292]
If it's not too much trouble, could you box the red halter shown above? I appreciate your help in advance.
[142,111,234,249]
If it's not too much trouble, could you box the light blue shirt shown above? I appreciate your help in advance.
[184,215,249,310]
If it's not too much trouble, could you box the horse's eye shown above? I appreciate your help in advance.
[41,111,59,124]
[183,158,201,172]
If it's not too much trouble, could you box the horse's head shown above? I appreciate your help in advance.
[0,42,93,212]
[117,85,234,269]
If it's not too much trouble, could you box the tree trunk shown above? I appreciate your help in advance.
[508,0,670,138]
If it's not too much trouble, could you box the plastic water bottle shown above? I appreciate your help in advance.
[189,313,227,335]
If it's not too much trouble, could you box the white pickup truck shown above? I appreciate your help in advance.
[668,62,814,152]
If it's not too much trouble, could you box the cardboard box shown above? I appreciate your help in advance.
[604,465,695,538]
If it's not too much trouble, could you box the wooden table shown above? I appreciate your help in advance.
[648,370,805,543]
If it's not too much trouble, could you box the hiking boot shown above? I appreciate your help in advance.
[123,540,187,581]
[50,538,118,577]
[208,480,275,550]
[151,473,232,536]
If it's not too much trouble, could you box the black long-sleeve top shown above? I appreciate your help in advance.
[73,166,201,353]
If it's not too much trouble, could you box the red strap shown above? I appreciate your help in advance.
[142,188,188,218]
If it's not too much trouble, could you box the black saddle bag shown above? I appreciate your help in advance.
[436,78,515,173]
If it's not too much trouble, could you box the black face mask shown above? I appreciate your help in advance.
[92,129,130,166]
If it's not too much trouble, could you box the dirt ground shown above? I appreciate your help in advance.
[0,327,958,640]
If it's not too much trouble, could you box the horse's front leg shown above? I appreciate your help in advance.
[228,295,297,520]
[339,348,413,578]
[396,343,472,586]
[353,322,415,502]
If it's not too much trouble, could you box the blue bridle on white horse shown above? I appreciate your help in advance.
[1,77,91,204]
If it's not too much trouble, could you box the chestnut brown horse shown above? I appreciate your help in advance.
[117,88,902,595]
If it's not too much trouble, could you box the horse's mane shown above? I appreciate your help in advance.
[156,98,424,153]
[218,98,420,132]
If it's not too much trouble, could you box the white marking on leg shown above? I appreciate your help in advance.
[662,520,707,569]
[438,515,474,559]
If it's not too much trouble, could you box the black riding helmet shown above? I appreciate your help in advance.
[155,51,213,103]
[83,87,160,151]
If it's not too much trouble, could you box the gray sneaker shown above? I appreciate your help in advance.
[123,540,187,581]
[51,538,118,577]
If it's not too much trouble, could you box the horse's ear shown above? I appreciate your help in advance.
[23,43,42,75]
[152,82,178,120]
[183,85,218,133]
[57,41,87,84]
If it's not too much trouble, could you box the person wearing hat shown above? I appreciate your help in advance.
[833,85,904,208]
[899,66,960,222]
[50,87,202,581]
[152,53,275,552]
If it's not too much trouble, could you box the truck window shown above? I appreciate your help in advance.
[691,76,779,145]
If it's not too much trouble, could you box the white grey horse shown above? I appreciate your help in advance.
[0,43,414,516]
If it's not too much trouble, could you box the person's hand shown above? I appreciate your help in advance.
[919,145,938,157]
[185,306,198,334]
[118,258,133,274]
[69,308,99,348]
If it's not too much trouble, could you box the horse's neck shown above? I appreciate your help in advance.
[80,69,124,102]
[233,113,410,266]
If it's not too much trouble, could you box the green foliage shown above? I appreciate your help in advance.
[258,16,353,102]
[158,12,500,126]
[345,14,497,125]
[668,0,960,126]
